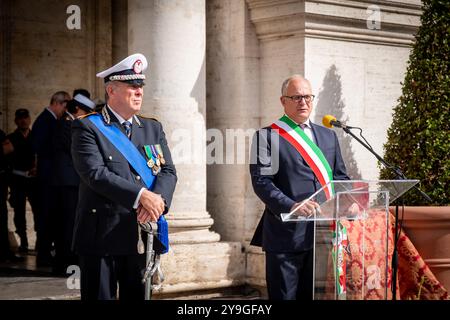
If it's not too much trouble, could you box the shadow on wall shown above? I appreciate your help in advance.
[314,65,361,179]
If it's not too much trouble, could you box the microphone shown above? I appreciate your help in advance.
[322,114,346,128]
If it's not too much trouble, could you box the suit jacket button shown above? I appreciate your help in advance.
[91,209,96,213]
[136,175,141,181]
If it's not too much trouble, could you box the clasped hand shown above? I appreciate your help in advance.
[137,189,165,224]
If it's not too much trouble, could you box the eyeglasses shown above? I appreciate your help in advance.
[283,95,315,103]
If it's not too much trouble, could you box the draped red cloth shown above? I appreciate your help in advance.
[323,210,448,300]
[396,218,448,300]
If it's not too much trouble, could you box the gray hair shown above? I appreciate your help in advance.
[281,75,310,96]
[104,81,117,102]
[49,91,70,105]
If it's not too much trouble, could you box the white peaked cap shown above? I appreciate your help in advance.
[74,94,96,110]
[96,53,148,85]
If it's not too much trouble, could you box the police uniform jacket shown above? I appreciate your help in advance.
[250,122,349,253]
[71,107,177,255]
[52,116,80,187]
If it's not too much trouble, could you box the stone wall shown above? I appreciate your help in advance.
[0,0,111,133]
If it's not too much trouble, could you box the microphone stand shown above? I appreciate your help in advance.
[338,124,431,300]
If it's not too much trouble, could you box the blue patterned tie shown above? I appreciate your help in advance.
[122,121,132,139]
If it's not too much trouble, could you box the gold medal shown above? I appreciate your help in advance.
[152,165,160,175]
[155,157,161,167]
[144,145,155,168]
[155,144,165,165]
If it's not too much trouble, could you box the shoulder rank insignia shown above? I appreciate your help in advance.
[77,112,97,119]
[101,106,111,124]
[133,115,143,127]
[137,114,159,122]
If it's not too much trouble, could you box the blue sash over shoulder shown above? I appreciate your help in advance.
[88,114,169,254]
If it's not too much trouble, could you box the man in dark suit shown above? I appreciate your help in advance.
[71,53,177,300]
[52,92,95,275]
[250,75,349,300]
[31,91,70,266]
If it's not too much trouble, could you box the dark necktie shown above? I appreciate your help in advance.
[122,121,132,139]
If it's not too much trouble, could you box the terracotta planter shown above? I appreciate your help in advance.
[389,206,450,291]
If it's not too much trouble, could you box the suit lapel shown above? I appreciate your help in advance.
[106,107,125,133]
[131,118,146,157]
[310,122,323,150]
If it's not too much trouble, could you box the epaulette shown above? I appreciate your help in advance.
[137,114,159,122]
[78,112,97,119]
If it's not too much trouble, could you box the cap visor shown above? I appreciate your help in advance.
[120,79,145,86]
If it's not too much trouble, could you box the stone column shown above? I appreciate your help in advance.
[206,0,265,293]
[128,0,244,296]
[0,0,11,130]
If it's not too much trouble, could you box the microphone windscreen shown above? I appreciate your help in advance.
[322,114,337,128]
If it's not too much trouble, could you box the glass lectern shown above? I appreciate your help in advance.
[281,180,419,300]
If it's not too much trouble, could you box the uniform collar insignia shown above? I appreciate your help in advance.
[101,106,111,125]
[134,115,143,127]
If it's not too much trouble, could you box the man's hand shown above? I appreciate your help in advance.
[291,200,320,218]
[2,139,14,155]
[137,190,165,223]
[137,205,156,224]
[28,166,37,177]
[348,202,361,216]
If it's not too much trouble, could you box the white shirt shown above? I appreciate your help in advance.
[284,115,316,143]
[65,111,75,120]
[107,104,133,125]
[300,118,316,144]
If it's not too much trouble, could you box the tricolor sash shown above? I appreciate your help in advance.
[88,114,169,254]
[331,220,348,298]
[271,115,334,199]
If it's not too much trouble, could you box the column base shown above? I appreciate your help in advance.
[153,241,245,297]
[245,244,266,289]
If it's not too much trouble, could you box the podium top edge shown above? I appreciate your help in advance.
[329,179,419,183]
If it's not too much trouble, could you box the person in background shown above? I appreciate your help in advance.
[7,109,38,253]
[52,92,95,275]
[31,91,70,266]
[0,128,23,262]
